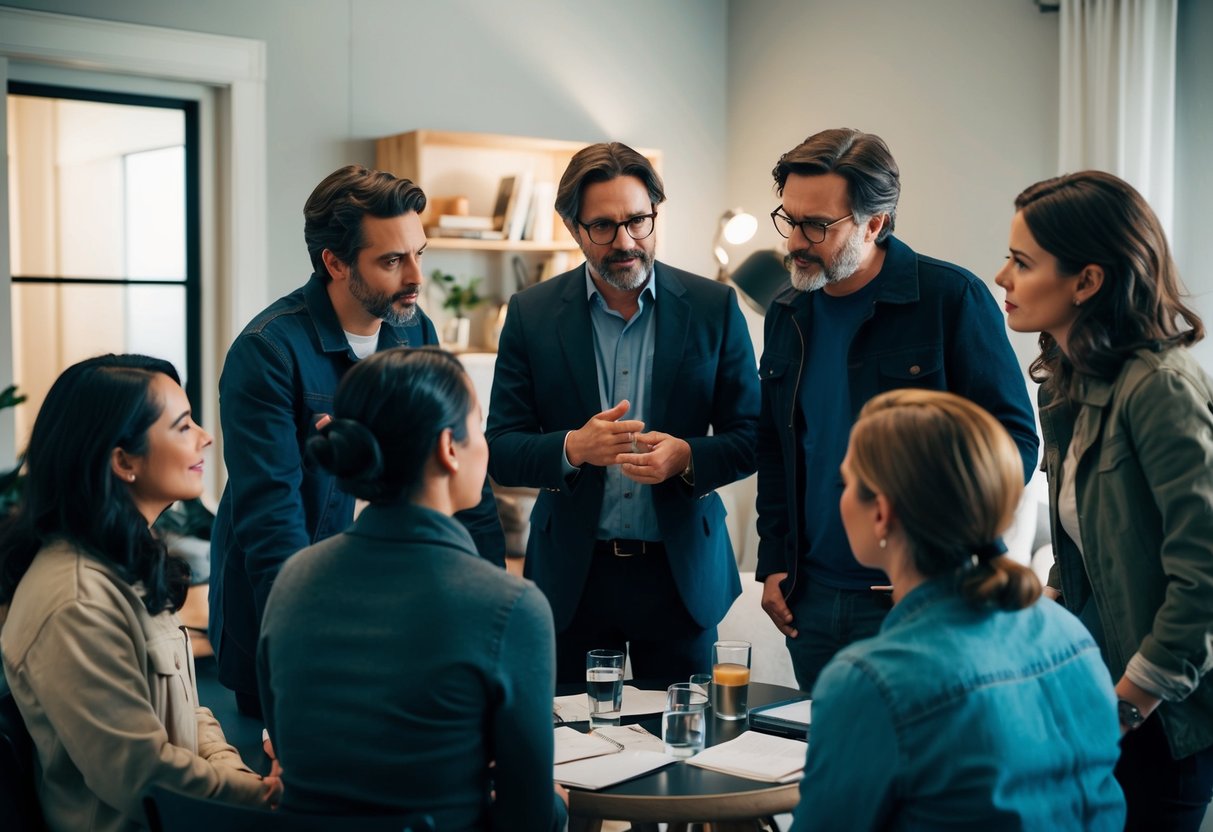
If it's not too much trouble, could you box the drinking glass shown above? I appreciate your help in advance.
[586,649,625,727]
[689,673,713,705]
[711,640,751,721]
[662,683,708,758]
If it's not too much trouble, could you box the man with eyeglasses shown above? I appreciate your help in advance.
[755,128,1039,691]
[487,142,760,684]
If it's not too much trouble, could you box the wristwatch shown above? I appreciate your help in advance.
[1118,699,1146,731]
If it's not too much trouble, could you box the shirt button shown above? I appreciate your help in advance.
[622,369,629,375]
[909,365,921,375]
[624,492,632,498]
[175,656,181,670]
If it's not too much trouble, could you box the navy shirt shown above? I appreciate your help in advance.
[800,278,888,590]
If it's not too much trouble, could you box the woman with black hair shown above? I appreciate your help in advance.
[0,354,275,831]
[996,170,1213,831]
[257,347,564,830]
[791,389,1124,831]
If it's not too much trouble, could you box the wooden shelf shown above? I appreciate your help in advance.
[425,237,581,253]
[375,129,662,255]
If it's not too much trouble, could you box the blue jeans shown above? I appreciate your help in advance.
[785,577,893,692]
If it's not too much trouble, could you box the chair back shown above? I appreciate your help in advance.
[143,784,435,832]
[0,689,46,831]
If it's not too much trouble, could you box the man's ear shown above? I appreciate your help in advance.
[863,213,886,243]
[1074,264,1105,306]
[321,249,350,284]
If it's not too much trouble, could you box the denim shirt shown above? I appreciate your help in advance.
[210,273,505,696]
[792,577,1125,832]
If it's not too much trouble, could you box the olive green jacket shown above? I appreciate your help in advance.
[1041,346,1213,759]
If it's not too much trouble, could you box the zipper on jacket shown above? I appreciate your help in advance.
[782,313,806,602]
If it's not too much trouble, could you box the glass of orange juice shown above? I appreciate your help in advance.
[711,640,751,720]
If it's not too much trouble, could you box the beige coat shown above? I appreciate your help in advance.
[1,540,266,831]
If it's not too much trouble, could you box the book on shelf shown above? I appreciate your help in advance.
[426,227,506,240]
[523,181,556,242]
[435,214,496,230]
[503,171,534,242]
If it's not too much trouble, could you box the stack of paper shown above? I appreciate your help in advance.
[686,731,808,783]
[553,724,677,790]
[552,686,669,724]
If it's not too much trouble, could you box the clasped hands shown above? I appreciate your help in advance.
[564,400,690,485]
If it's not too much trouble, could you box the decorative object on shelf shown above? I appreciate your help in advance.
[433,269,484,350]
[712,208,759,280]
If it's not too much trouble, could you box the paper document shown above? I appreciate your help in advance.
[687,730,807,783]
[554,750,677,790]
[554,723,666,765]
[552,685,669,723]
[554,727,623,765]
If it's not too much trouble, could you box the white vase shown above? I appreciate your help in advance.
[443,316,471,350]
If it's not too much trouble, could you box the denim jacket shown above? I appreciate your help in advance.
[792,578,1125,831]
[210,273,505,696]
[755,236,1039,596]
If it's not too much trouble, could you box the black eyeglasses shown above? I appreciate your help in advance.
[770,208,853,244]
[576,212,657,246]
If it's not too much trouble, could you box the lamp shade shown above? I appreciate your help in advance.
[730,249,789,315]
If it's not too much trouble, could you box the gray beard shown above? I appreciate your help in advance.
[349,266,418,326]
[588,249,653,291]
[788,226,865,293]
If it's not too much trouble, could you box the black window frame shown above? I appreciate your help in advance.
[7,80,202,422]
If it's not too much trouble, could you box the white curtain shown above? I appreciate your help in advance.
[1059,0,1178,236]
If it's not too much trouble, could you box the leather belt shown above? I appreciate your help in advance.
[594,538,664,558]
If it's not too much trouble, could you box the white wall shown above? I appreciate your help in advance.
[4,0,727,303]
[725,0,1059,371]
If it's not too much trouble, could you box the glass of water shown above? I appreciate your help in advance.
[662,683,708,758]
[586,649,625,727]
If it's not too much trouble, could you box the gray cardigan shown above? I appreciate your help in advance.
[258,501,562,830]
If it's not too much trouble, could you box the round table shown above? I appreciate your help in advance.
[566,682,805,832]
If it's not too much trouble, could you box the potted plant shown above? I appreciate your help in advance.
[432,269,484,349]
[0,384,27,517]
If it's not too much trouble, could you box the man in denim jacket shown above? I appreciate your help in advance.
[755,130,1038,691]
[210,166,505,715]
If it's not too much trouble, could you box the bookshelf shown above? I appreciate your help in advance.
[374,129,662,252]
[374,130,662,350]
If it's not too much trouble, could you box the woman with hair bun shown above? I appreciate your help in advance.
[0,354,276,832]
[257,347,565,830]
[790,389,1124,831]
[996,170,1213,831]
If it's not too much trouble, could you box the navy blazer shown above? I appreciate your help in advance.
[486,262,760,631]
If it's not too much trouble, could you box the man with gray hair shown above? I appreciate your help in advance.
[755,128,1038,691]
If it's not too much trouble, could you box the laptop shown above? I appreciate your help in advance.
[748,696,812,740]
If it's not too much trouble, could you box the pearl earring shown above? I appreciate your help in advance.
[129,474,136,482]
[879,538,887,549]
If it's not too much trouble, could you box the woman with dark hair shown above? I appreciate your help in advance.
[0,354,275,831]
[996,170,1213,831]
[791,389,1124,831]
[257,347,564,830]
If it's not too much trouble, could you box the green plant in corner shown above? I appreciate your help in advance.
[432,269,485,319]
[0,384,28,516]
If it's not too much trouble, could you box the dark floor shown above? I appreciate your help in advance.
[194,655,273,776]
